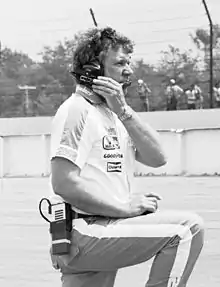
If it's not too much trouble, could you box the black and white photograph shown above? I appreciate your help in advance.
[0,1,219,287]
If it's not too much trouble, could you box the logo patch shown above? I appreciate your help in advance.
[107,127,117,135]
[107,162,122,172]
[104,153,123,159]
[103,135,120,150]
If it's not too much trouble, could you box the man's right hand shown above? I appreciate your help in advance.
[124,192,162,217]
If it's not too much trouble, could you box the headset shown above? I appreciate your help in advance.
[70,9,103,88]
[70,62,103,88]
[70,8,131,90]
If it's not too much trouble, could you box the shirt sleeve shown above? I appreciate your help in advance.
[177,86,183,93]
[51,103,96,169]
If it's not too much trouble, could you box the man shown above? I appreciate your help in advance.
[49,27,204,287]
[193,84,203,109]
[185,84,203,110]
[165,79,183,111]
[185,85,196,110]
[137,79,151,111]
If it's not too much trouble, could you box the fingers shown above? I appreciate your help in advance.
[145,192,162,201]
[93,77,120,89]
[95,76,118,86]
[143,197,158,213]
[149,197,158,210]
[92,85,121,101]
[144,203,157,213]
[92,85,113,96]
[93,80,115,90]
[92,78,118,97]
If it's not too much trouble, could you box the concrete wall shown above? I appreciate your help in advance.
[0,109,220,137]
[134,128,220,176]
[0,127,220,178]
[2,135,50,177]
[0,109,220,177]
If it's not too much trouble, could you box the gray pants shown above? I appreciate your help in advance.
[51,210,204,287]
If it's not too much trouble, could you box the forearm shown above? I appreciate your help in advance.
[54,177,129,218]
[120,107,167,167]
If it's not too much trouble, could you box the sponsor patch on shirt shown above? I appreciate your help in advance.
[104,153,123,159]
[107,162,122,172]
[103,135,120,150]
[106,127,117,135]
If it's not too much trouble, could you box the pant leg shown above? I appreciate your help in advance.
[116,210,204,287]
[51,210,204,287]
[135,210,205,287]
[144,100,149,112]
[61,270,117,287]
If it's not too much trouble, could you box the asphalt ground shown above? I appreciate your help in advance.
[0,176,219,287]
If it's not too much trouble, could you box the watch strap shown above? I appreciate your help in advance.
[117,106,133,122]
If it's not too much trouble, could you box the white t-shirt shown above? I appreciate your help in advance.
[185,90,196,104]
[165,85,183,101]
[49,85,136,213]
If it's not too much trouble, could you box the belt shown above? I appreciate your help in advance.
[71,210,104,219]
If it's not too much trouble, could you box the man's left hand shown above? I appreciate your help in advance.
[92,76,127,115]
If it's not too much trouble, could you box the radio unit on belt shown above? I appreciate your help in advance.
[39,198,73,255]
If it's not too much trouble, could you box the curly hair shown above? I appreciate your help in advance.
[72,27,134,74]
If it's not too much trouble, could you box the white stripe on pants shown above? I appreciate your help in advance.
[51,210,204,287]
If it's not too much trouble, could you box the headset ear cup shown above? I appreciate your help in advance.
[97,52,105,76]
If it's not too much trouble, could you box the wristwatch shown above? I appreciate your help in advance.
[117,105,133,122]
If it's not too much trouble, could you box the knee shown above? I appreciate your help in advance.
[183,212,205,236]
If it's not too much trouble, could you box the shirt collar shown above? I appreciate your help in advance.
[76,84,104,105]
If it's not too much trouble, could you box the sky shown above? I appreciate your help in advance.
[1,0,220,65]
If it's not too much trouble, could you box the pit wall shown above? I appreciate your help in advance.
[0,127,219,178]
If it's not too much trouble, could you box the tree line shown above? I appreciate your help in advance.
[0,25,220,117]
